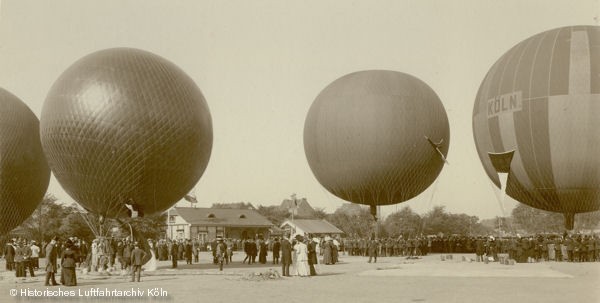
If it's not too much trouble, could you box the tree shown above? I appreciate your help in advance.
[420,206,489,236]
[59,212,96,242]
[19,194,75,242]
[17,193,171,243]
[383,206,422,238]
[574,211,600,231]
[511,203,564,233]
[333,203,364,217]
[312,207,328,220]
[422,206,450,235]
[327,203,373,238]
[256,205,290,227]
[121,212,168,240]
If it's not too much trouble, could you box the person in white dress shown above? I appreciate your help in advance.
[292,234,310,277]
[145,239,157,271]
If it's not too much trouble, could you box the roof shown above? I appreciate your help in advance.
[172,207,273,227]
[280,198,315,217]
[281,219,344,234]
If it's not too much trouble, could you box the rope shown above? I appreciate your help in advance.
[420,170,442,235]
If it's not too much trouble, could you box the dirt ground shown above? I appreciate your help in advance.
[0,252,599,303]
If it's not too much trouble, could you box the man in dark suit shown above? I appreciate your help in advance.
[178,240,184,261]
[184,240,193,265]
[368,238,378,263]
[130,242,147,282]
[4,240,15,271]
[170,240,178,268]
[307,238,318,276]
[122,241,132,270]
[280,235,292,276]
[272,238,281,265]
[44,237,59,286]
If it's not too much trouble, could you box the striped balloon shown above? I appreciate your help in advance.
[472,26,600,229]
[304,70,449,210]
[0,88,51,235]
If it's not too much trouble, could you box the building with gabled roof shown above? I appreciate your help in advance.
[280,219,344,237]
[280,197,316,218]
[166,207,273,241]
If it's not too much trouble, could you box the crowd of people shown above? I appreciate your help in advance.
[339,233,600,263]
[3,232,598,286]
[151,233,340,276]
[2,235,154,284]
[3,236,78,286]
[3,238,39,278]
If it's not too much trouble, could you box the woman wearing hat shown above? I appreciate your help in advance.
[60,239,78,286]
[322,237,333,265]
[292,234,310,277]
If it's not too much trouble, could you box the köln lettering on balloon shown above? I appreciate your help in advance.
[486,91,522,118]
[472,25,600,230]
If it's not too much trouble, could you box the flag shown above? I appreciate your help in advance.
[288,198,298,215]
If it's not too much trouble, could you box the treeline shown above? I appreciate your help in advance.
[510,203,600,234]
[6,194,166,244]
[252,202,490,238]
[254,201,600,238]
[7,195,599,244]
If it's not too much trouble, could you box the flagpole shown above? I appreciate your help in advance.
[291,194,297,235]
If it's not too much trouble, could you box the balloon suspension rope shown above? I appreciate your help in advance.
[78,211,109,238]
[370,205,378,239]
[115,217,153,264]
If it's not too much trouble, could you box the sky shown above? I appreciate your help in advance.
[0,0,597,220]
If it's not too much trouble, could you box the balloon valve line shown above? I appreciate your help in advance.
[424,135,449,165]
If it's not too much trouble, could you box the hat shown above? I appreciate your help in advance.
[216,236,223,242]
[312,237,320,243]
[52,236,59,241]
[294,234,304,241]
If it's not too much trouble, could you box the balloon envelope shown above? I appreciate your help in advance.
[304,70,449,206]
[472,26,600,223]
[0,88,50,234]
[41,48,213,218]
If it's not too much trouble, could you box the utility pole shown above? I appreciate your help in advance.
[38,201,43,243]
[291,194,297,235]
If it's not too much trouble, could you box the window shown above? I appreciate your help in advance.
[239,214,246,219]
[207,213,215,218]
